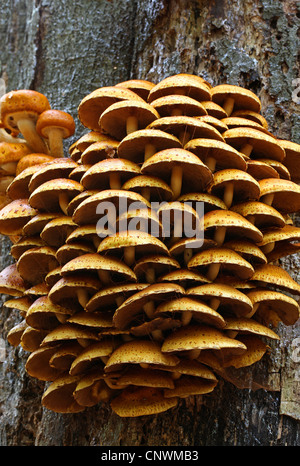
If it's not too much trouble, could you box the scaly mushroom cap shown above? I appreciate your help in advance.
[164,377,218,398]
[36,109,75,139]
[231,109,269,129]
[10,236,45,260]
[223,127,285,162]
[246,288,300,325]
[231,200,285,230]
[186,283,253,317]
[224,317,280,340]
[61,253,137,284]
[0,89,51,132]
[41,374,85,413]
[28,158,78,192]
[69,340,116,375]
[48,274,101,310]
[161,324,247,355]
[259,178,300,213]
[0,141,31,174]
[278,139,300,183]
[115,79,155,101]
[141,148,213,198]
[147,115,224,145]
[154,296,226,328]
[185,138,247,172]
[122,175,174,202]
[148,74,211,103]
[209,168,260,207]
[40,216,77,247]
[29,178,83,213]
[200,101,228,119]
[113,367,175,389]
[197,114,228,133]
[6,165,44,200]
[25,344,66,381]
[151,94,207,117]
[25,295,71,331]
[113,282,185,329]
[188,247,255,281]
[246,159,280,180]
[0,263,27,297]
[80,139,119,165]
[250,264,300,295]
[99,100,160,140]
[221,116,270,134]
[77,86,145,131]
[0,199,37,235]
[110,386,178,417]
[97,230,169,265]
[104,339,179,372]
[117,128,182,164]
[223,239,267,265]
[85,283,148,313]
[17,246,59,284]
[252,158,290,180]
[203,209,263,244]
[81,158,141,190]
[133,255,180,283]
[72,189,150,225]
[22,212,60,236]
[177,192,227,212]
[211,84,261,116]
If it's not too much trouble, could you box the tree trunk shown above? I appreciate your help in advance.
[0,0,299,446]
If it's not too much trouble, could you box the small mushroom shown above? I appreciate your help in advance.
[29,178,84,215]
[147,74,211,103]
[48,274,101,310]
[36,109,75,157]
[80,138,119,165]
[209,169,260,208]
[230,200,285,230]
[113,282,185,329]
[81,158,141,190]
[279,139,300,183]
[117,128,182,164]
[246,159,280,180]
[0,263,27,297]
[246,288,299,325]
[188,247,255,282]
[154,296,226,328]
[115,78,155,101]
[250,264,300,295]
[0,141,31,175]
[141,148,212,200]
[224,316,280,341]
[25,344,65,381]
[40,215,77,248]
[231,109,269,129]
[211,84,261,116]
[223,127,285,161]
[161,324,247,360]
[0,199,37,235]
[258,178,300,213]
[97,230,169,267]
[99,100,160,140]
[200,101,228,119]
[17,246,59,285]
[41,374,85,413]
[258,224,300,255]
[110,386,178,417]
[25,295,70,330]
[77,86,145,131]
[133,255,180,284]
[186,283,253,318]
[203,209,263,246]
[151,94,207,117]
[185,138,246,172]
[85,283,148,313]
[0,89,50,153]
[28,157,78,193]
[122,175,173,202]
[69,339,117,375]
[147,115,224,146]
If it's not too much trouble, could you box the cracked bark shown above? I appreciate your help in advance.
[0,0,299,446]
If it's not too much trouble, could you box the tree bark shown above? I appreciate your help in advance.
[0,0,299,446]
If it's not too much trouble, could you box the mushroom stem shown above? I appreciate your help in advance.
[207,263,221,281]
[171,108,183,116]
[144,143,156,161]
[124,246,135,266]
[206,156,217,172]
[179,130,191,146]
[223,182,234,208]
[171,165,183,200]
[77,288,89,308]
[98,269,111,285]
[109,172,121,189]
[181,310,193,326]
[115,296,125,307]
[58,192,70,215]
[209,297,220,310]
[55,312,68,324]
[214,226,227,246]
[261,193,274,206]
[46,127,65,157]
[141,187,151,201]
[145,267,156,284]
[188,348,201,359]
[126,116,138,135]
[222,97,235,116]
[247,215,256,225]
[1,162,18,175]
[184,247,193,265]
[151,329,164,341]
[143,301,155,319]
[240,143,253,157]
[16,117,49,154]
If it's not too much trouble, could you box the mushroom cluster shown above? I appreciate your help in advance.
[0,74,299,417]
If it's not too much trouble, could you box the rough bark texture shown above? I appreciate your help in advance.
[0,0,299,446]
